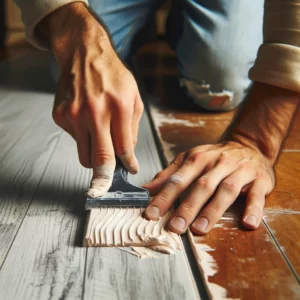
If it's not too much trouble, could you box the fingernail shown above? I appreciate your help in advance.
[244,214,257,227]
[86,188,105,198]
[170,217,186,232]
[192,217,209,232]
[146,206,160,220]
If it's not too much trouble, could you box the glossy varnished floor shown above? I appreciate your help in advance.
[137,40,300,299]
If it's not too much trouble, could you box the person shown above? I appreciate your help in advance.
[15,0,299,235]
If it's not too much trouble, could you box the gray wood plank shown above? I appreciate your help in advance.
[0,131,88,300]
[0,52,87,299]
[0,55,61,266]
[84,113,199,300]
[0,52,199,300]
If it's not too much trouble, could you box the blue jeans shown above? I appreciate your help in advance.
[89,0,264,111]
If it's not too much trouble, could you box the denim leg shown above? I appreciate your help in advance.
[89,0,163,60]
[171,0,264,111]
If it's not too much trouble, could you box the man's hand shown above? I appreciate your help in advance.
[143,142,275,234]
[39,3,143,197]
[144,82,299,234]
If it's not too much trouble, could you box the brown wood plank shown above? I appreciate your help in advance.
[265,153,300,212]
[147,101,300,299]
[264,214,300,280]
[138,40,300,299]
[187,216,300,299]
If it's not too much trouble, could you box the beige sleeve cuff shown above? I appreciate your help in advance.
[249,0,300,93]
[14,0,89,50]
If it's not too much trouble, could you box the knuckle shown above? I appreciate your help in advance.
[84,101,101,118]
[113,97,129,111]
[179,203,196,216]
[220,180,239,194]
[186,152,206,164]
[154,170,165,179]
[136,100,144,115]
[94,150,114,164]
[116,145,131,157]
[218,154,232,165]
[132,138,138,147]
[171,153,185,166]
[67,106,80,120]
[196,177,213,192]
[52,109,63,125]
[154,193,171,207]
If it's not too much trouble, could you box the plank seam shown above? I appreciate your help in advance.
[81,248,88,300]
[142,94,207,300]
[263,218,300,284]
[0,131,63,271]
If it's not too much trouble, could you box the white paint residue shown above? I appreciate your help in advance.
[188,231,227,299]
[264,234,272,242]
[220,216,234,221]
[151,106,206,128]
[160,140,177,163]
[84,208,181,256]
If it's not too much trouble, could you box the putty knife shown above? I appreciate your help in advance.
[85,159,150,209]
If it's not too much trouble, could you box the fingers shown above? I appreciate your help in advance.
[143,152,186,195]
[145,153,209,221]
[132,93,144,148]
[168,161,238,233]
[242,178,272,229]
[112,104,139,174]
[191,164,257,235]
[75,127,91,168]
[86,119,116,198]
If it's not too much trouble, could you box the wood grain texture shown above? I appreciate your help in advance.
[138,40,300,299]
[84,113,199,300]
[265,153,300,212]
[0,130,89,300]
[265,214,300,280]
[148,102,300,299]
[0,51,199,300]
[0,55,61,266]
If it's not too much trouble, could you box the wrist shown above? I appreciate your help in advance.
[38,2,111,66]
[221,82,299,165]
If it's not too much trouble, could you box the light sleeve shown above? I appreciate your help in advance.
[249,0,300,93]
[14,0,89,49]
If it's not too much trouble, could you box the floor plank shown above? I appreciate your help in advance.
[265,214,300,281]
[0,51,200,300]
[0,56,61,266]
[138,40,300,298]
[147,101,300,299]
[187,216,300,299]
[265,153,300,212]
[0,130,89,300]
[84,112,199,300]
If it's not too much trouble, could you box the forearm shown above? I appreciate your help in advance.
[37,2,112,68]
[221,82,299,165]
[14,0,89,49]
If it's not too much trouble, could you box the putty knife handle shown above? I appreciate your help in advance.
[115,157,128,180]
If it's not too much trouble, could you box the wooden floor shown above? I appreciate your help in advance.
[0,50,199,300]
[137,41,300,299]
[0,41,299,300]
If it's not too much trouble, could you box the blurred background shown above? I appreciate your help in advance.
[0,0,171,61]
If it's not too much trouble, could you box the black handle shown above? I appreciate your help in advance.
[114,157,128,180]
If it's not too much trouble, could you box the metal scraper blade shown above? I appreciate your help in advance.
[85,159,150,210]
